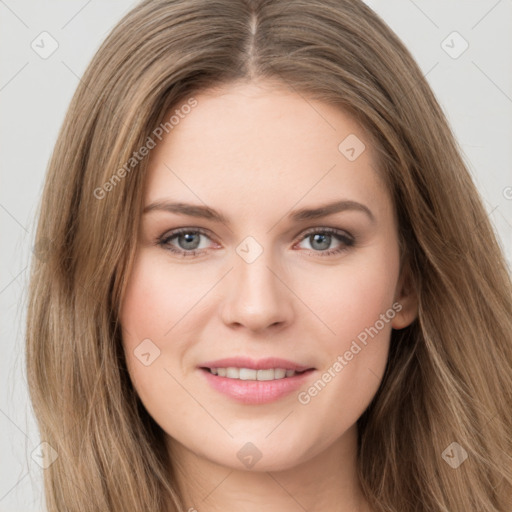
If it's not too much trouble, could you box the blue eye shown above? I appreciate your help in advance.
[156,227,354,258]
[296,227,354,256]
[157,227,212,257]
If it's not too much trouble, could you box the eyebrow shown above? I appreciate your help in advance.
[143,199,375,224]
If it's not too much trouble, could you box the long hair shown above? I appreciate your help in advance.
[25,0,512,510]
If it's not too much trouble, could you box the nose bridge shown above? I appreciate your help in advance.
[221,234,293,331]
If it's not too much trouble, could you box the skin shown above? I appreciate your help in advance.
[119,79,417,512]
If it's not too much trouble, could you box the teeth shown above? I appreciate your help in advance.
[274,368,286,379]
[209,367,298,380]
[239,368,257,380]
[257,369,276,381]
[226,367,239,379]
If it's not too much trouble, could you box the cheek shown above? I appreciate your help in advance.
[331,265,397,342]
[119,255,210,441]
[292,245,399,438]
[119,253,181,392]
[297,240,400,352]
[120,252,200,344]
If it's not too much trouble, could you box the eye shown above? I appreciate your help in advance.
[156,227,215,257]
[156,226,355,258]
[293,227,355,257]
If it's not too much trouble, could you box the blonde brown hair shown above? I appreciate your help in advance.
[26,0,512,510]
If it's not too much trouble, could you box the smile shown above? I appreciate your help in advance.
[207,367,303,380]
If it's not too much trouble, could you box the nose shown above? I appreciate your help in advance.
[220,246,294,334]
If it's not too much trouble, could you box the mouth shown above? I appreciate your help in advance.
[198,357,316,404]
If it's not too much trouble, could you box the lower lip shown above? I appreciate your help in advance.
[199,368,315,405]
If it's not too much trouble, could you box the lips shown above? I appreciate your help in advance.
[198,356,316,405]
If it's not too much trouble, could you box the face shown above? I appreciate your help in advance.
[119,79,416,472]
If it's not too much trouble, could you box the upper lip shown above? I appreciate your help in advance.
[199,357,314,372]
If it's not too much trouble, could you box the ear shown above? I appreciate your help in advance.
[391,262,418,330]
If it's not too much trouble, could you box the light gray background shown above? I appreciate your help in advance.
[1,1,511,510]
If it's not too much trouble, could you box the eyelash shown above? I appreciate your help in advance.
[155,226,355,258]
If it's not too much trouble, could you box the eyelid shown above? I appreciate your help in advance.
[295,226,354,243]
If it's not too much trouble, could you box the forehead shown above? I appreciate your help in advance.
[144,81,391,223]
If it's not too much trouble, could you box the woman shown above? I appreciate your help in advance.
[26,0,512,511]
